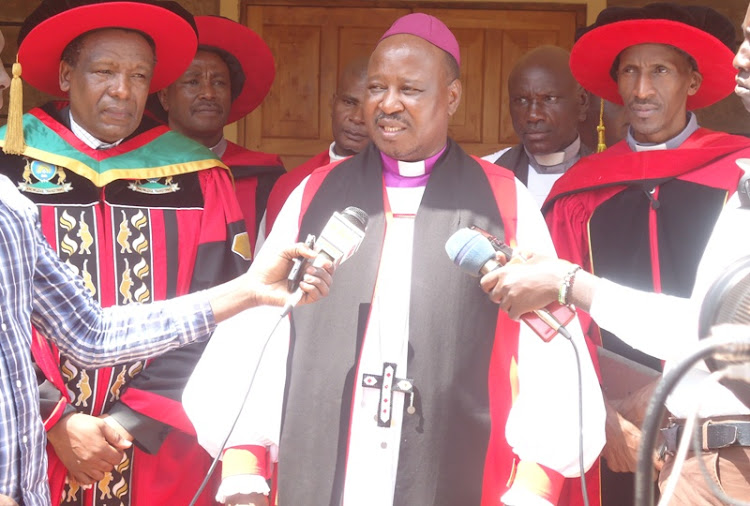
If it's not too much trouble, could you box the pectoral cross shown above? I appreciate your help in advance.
[361,362,415,427]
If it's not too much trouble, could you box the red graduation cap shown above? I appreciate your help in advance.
[17,0,198,97]
[195,16,276,124]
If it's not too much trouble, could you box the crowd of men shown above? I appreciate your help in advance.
[1,0,750,505]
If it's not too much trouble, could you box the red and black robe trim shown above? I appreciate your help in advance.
[544,131,750,370]
[222,141,284,248]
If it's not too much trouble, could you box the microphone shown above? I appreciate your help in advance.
[281,206,369,316]
[445,227,575,342]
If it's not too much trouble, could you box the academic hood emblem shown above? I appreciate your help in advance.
[128,176,180,195]
[18,159,72,194]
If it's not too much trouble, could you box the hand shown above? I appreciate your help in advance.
[47,413,132,485]
[479,252,570,320]
[226,493,269,506]
[602,400,661,477]
[606,382,663,477]
[0,494,19,506]
[209,241,335,323]
[602,401,640,474]
[99,414,134,443]
[245,242,334,307]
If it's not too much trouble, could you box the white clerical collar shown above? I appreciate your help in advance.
[529,136,581,167]
[329,142,349,162]
[69,112,124,150]
[396,159,427,177]
[209,136,228,158]
[627,112,699,152]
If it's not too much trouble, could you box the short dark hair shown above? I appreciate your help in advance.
[443,51,460,82]
[198,45,246,102]
[61,28,157,68]
[609,44,698,81]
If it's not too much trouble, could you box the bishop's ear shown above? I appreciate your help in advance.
[447,79,462,117]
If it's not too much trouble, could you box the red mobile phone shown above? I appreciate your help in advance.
[469,226,576,341]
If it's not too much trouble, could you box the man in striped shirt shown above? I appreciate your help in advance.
[0,42,332,501]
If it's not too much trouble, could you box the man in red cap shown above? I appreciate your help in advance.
[0,1,255,505]
[156,16,285,253]
[262,57,370,236]
[477,6,750,500]
[538,3,750,503]
[184,12,605,506]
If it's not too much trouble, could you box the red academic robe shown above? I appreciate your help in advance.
[222,141,284,254]
[264,149,330,235]
[3,103,251,506]
[544,129,750,360]
[543,128,750,505]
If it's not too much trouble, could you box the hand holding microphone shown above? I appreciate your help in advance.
[281,206,369,316]
[445,227,576,341]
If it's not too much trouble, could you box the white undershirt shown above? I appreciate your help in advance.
[342,186,424,504]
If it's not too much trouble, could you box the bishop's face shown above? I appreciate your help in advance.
[364,34,461,162]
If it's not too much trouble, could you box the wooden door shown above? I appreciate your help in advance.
[241,2,584,169]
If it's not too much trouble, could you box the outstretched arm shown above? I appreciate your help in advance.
[32,220,333,368]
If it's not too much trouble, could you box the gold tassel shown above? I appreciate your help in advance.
[3,59,25,155]
[596,97,606,153]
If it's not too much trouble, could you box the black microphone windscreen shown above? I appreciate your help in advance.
[341,206,369,231]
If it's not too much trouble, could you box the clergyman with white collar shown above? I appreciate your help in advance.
[483,45,589,208]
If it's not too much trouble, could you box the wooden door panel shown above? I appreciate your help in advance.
[243,5,408,161]
[448,27,484,144]
[262,25,322,140]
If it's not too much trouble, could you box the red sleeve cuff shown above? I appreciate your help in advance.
[509,460,565,504]
[222,445,270,480]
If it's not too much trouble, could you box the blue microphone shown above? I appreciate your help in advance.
[445,227,574,342]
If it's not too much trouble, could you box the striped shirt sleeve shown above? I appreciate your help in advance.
[29,215,216,367]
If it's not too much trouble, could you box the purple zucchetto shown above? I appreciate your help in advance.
[379,13,461,68]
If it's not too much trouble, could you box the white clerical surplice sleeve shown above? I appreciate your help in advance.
[501,180,606,505]
[183,179,307,465]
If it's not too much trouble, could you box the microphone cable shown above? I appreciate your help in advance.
[188,311,286,506]
[557,324,590,506]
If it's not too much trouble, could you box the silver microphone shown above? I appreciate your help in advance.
[281,206,368,316]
